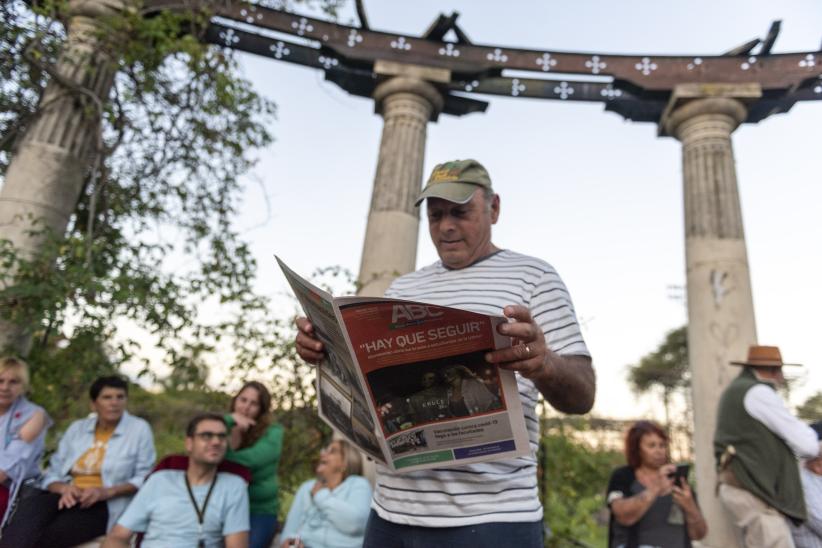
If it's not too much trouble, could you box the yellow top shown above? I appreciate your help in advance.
[71,425,115,489]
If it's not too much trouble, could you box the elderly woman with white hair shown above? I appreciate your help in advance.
[280,439,372,548]
[0,356,50,527]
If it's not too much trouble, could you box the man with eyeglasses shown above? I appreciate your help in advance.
[103,413,250,548]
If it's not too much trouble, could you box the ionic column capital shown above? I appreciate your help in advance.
[373,76,444,122]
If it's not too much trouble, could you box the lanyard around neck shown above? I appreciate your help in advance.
[184,471,218,547]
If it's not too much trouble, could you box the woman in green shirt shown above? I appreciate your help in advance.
[225,381,284,548]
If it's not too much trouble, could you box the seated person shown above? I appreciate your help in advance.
[280,439,371,548]
[103,412,250,548]
[0,375,155,548]
[0,357,50,526]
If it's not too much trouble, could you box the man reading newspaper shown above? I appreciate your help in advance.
[295,159,596,547]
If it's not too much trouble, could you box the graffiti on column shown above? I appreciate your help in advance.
[709,269,739,385]
[709,269,733,308]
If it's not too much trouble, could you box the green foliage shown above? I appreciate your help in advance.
[274,404,331,520]
[0,1,65,165]
[798,391,822,422]
[120,386,232,456]
[539,426,623,547]
[2,0,345,521]
[627,326,689,394]
[0,0,281,380]
[627,326,689,429]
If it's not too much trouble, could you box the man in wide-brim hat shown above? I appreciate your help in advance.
[714,345,822,547]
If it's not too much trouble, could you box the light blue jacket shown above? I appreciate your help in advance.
[41,410,156,531]
[280,475,371,548]
[0,396,51,526]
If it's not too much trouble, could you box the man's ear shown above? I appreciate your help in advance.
[490,194,500,224]
[184,436,193,454]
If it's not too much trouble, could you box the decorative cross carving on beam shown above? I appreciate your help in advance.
[635,57,658,75]
[554,81,574,100]
[585,55,606,74]
[183,2,822,123]
[536,53,557,72]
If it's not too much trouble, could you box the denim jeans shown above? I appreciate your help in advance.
[249,513,278,548]
[362,510,543,548]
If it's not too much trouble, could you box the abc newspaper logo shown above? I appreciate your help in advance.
[390,304,443,328]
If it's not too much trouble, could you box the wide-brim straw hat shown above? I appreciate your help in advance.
[730,345,802,367]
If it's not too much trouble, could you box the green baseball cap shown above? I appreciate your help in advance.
[414,159,493,206]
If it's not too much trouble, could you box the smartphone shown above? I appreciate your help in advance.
[671,463,690,486]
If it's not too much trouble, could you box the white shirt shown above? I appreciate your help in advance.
[743,384,820,459]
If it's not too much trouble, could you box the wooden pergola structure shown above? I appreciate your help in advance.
[2,3,820,544]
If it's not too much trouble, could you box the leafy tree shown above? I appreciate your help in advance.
[0,0,347,387]
[540,420,623,547]
[797,391,822,422]
[627,326,689,431]
[3,0,345,520]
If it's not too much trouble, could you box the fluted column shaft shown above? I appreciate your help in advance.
[0,0,130,353]
[357,77,443,297]
[666,97,756,548]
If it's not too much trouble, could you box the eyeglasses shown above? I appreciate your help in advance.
[193,431,228,442]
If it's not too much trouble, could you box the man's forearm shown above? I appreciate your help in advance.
[533,354,595,414]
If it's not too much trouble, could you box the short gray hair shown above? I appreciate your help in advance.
[482,186,495,212]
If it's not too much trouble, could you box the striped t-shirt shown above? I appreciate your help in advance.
[373,249,590,527]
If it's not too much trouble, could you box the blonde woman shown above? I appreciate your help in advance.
[0,357,50,527]
[280,440,371,548]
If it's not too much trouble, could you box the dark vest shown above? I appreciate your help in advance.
[714,368,806,522]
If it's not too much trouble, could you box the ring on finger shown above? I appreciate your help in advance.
[524,344,531,357]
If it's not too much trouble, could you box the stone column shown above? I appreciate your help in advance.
[0,0,130,353]
[357,70,445,297]
[661,84,761,547]
[355,67,444,483]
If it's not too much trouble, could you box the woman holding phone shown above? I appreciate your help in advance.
[606,420,707,548]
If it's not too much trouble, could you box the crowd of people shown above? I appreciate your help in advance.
[3,158,821,548]
[0,358,371,548]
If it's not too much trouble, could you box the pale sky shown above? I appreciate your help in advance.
[235,0,822,419]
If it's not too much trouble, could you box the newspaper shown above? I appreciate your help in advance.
[277,257,531,472]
